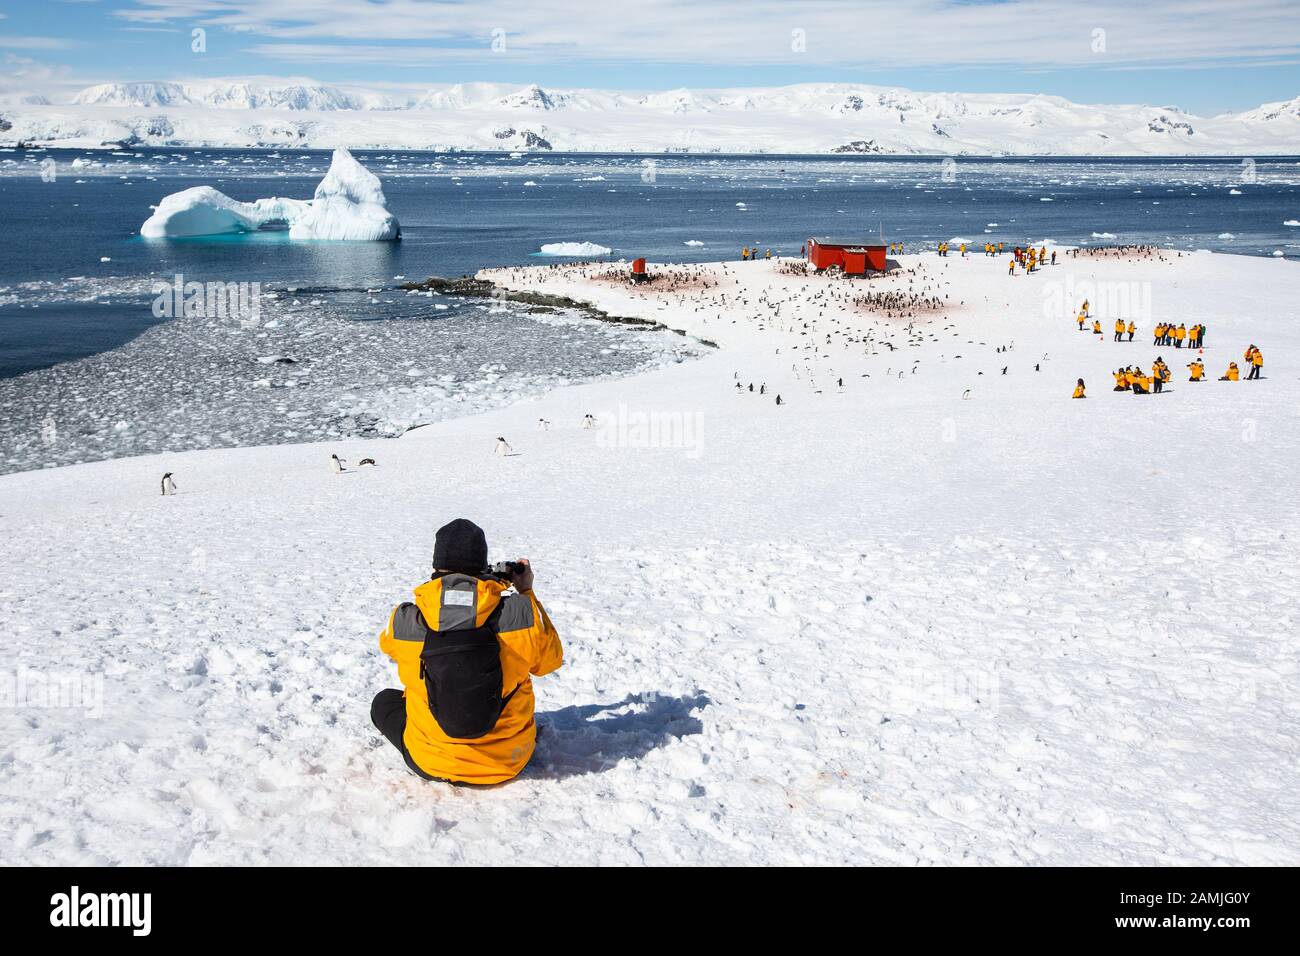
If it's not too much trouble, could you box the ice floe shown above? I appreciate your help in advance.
[139,147,399,241]
[538,241,612,256]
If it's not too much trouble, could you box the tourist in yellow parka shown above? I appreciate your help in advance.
[372,518,563,785]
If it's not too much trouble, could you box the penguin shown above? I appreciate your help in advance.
[495,436,513,456]
[358,458,377,467]
[536,418,550,431]
[331,454,345,474]
[161,472,177,496]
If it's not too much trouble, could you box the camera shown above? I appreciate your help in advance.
[488,560,527,580]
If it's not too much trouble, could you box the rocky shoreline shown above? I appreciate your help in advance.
[401,275,718,347]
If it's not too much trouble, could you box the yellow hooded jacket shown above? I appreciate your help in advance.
[379,574,563,784]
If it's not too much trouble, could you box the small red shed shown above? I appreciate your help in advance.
[631,257,650,283]
[807,237,888,275]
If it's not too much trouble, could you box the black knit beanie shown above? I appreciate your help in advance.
[433,518,488,574]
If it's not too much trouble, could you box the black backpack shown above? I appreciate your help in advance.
[414,577,519,739]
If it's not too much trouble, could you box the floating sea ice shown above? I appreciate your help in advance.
[538,241,612,256]
[1284,220,1300,227]
[1229,189,1243,195]
[1091,232,1117,239]
[140,147,399,241]
[99,257,111,262]
[683,240,705,246]
[1218,232,1236,239]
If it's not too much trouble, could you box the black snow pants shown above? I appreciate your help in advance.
[371,689,438,780]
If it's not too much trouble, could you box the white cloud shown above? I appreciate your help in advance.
[111,0,1300,70]
[0,37,80,50]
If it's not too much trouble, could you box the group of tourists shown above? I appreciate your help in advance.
[1069,299,1265,397]
[1009,245,1055,274]
[1074,347,1264,397]
[1152,322,1206,349]
[742,245,773,261]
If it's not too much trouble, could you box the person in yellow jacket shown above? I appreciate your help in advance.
[1077,312,1087,331]
[372,518,563,785]
[741,247,749,261]
[1008,258,1015,276]
[1220,362,1239,381]
[1114,318,1125,342]
[1113,368,1129,391]
[1072,378,1086,399]
[1188,359,1204,381]
[1092,318,1102,335]
[1126,320,1136,342]
[1174,323,1186,348]
[1153,323,1165,346]
[1246,344,1263,380]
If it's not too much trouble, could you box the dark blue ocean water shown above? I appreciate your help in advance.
[2,149,1299,379]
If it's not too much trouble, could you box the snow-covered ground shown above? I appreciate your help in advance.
[4,81,1299,154]
[1,249,1297,864]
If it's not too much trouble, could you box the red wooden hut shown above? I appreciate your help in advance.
[807,237,888,275]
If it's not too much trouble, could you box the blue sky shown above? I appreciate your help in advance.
[2,0,1298,113]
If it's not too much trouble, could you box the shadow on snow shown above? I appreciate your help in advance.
[527,691,710,780]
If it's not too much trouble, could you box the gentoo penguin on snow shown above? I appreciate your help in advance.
[494,436,513,457]
[358,458,377,467]
[161,472,177,496]
[536,418,550,431]
[331,454,346,474]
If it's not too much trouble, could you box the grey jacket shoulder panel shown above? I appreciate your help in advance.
[392,601,430,642]
[497,592,536,633]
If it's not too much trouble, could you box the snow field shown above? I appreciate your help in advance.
[1,250,1297,864]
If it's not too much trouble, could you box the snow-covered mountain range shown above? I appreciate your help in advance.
[4,80,1299,155]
